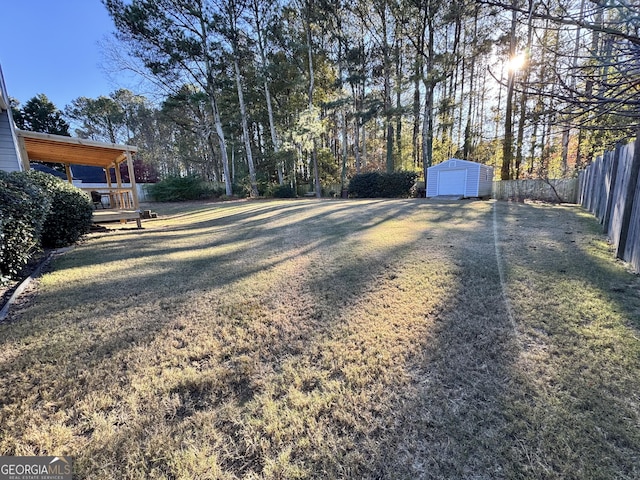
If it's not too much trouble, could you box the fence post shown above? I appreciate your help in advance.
[603,143,622,233]
[616,130,640,260]
[588,159,597,213]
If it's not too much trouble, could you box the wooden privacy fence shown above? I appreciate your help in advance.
[578,133,640,273]
[492,179,578,203]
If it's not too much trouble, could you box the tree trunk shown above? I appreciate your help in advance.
[233,57,259,197]
[515,0,534,179]
[210,96,233,196]
[382,3,394,173]
[560,0,585,177]
[422,9,435,190]
[251,0,283,185]
[395,34,403,165]
[341,108,348,195]
[501,5,518,180]
[413,57,422,167]
[305,7,321,198]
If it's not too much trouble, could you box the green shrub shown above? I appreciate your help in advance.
[271,185,297,198]
[0,171,50,284]
[25,170,93,248]
[146,175,223,202]
[385,171,419,197]
[348,171,418,198]
[348,172,382,198]
[232,182,247,198]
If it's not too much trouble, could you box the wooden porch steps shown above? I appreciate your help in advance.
[92,209,142,228]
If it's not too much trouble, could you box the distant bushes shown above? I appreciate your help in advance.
[348,171,418,198]
[147,176,302,201]
[270,185,297,198]
[145,171,420,203]
[146,175,225,202]
[0,170,92,284]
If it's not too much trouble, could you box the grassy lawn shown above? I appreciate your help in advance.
[1,198,639,479]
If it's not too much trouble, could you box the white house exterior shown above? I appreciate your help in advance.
[426,158,493,198]
[0,64,24,172]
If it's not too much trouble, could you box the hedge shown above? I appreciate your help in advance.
[24,170,94,248]
[146,175,225,201]
[0,170,94,284]
[0,171,50,284]
[270,185,297,198]
[348,171,418,198]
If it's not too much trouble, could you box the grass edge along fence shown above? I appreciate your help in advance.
[578,131,640,273]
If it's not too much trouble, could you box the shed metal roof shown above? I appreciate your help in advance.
[428,158,492,170]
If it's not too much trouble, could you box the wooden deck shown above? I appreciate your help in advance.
[92,209,142,228]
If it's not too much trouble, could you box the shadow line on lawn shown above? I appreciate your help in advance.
[364,201,520,479]
[0,199,541,478]
[490,201,640,479]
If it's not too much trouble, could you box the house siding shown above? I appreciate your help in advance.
[0,64,22,173]
[0,109,21,172]
[465,163,480,196]
[477,165,493,197]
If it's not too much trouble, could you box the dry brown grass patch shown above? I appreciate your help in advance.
[0,199,639,479]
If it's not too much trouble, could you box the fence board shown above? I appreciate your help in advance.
[585,162,595,210]
[602,148,619,231]
[594,155,605,215]
[584,157,597,213]
[625,165,640,272]
[608,144,634,251]
[597,152,612,223]
[578,133,640,273]
[620,139,639,269]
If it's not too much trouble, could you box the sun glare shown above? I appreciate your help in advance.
[506,52,527,72]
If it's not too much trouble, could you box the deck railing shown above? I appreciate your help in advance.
[82,187,136,210]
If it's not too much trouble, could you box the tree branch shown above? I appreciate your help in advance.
[475,0,640,46]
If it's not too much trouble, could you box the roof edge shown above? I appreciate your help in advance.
[16,130,138,153]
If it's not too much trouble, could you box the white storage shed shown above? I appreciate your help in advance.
[426,158,493,198]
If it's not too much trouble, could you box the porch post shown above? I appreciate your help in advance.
[64,163,73,184]
[125,151,141,227]
[114,160,124,213]
[125,151,139,211]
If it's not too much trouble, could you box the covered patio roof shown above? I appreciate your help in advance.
[16,130,137,169]
[15,129,142,227]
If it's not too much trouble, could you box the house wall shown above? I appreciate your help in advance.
[465,164,481,196]
[0,110,22,172]
[0,64,23,173]
[425,166,440,197]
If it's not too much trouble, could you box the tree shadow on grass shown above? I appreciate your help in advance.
[316,201,640,480]
[490,201,640,479]
[0,200,425,405]
[355,202,521,479]
[50,200,389,274]
[0,199,533,478]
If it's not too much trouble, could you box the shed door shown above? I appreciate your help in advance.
[438,169,466,195]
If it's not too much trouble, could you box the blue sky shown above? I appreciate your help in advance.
[0,1,125,111]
